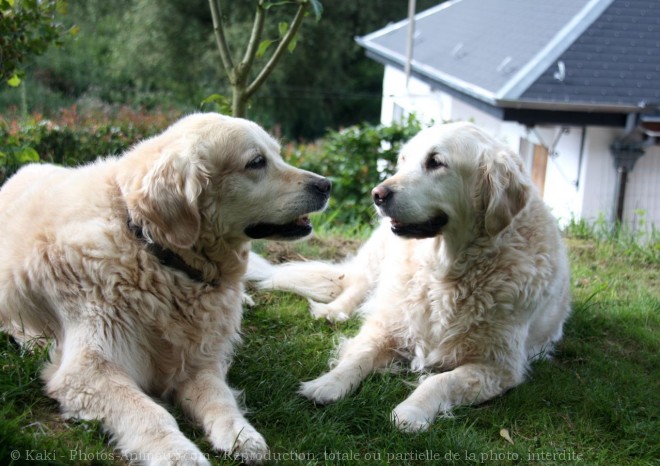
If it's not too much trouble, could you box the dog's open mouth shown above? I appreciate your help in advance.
[244,215,313,240]
[389,213,449,239]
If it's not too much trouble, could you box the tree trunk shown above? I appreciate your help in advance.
[232,86,248,118]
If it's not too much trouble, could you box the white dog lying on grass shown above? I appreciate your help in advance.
[249,121,571,432]
[0,113,330,465]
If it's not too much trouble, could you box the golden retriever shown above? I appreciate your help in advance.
[250,121,571,432]
[0,113,330,464]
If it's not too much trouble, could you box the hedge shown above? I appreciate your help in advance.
[0,105,177,184]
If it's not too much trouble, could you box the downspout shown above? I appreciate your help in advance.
[575,126,586,189]
[609,113,645,226]
[613,163,628,224]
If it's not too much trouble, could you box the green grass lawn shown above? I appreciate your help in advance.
[1,232,658,465]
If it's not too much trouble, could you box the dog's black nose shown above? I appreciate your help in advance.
[313,177,332,195]
[372,185,392,206]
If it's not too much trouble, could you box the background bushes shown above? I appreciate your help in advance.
[0,106,176,183]
[285,115,426,227]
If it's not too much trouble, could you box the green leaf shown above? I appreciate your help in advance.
[7,75,21,87]
[56,0,68,15]
[278,21,289,37]
[199,94,231,114]
[256,39,274,58]
[287,32,298,53]
[201,94,225,105]
[15,146,40,164]
[69,25,80,37]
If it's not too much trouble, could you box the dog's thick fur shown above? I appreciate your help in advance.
[0,113,330,465]
[252,122,571,432]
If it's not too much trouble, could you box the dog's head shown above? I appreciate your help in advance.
[123,113,330,249]
[372,122,530,240]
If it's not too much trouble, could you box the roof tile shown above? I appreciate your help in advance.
[522,0,660,106]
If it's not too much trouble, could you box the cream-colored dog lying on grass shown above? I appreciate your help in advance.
[251,121,571,432]
[0,113,330,465]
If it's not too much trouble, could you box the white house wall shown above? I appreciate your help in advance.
[381,67,444,125]
[529,126,584,225]
[579,127,620,224]
[624,145,660,237]
[551,126,659,235]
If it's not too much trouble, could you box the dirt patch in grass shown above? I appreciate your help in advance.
[259,235,362,263]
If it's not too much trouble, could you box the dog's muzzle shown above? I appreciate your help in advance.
[372,184,448,239]
[244,176,331,240]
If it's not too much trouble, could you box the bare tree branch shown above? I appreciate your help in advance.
[208,0,235,82]
[239,1,267,80]
[245,0,309,98]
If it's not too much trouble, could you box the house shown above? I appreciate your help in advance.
[356,0,660,234]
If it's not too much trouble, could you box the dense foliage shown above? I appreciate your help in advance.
[0,106,175,183]
[0,0,64,85]
[0,0,441,139]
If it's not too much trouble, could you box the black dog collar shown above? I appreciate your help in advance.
[127,217,213,286]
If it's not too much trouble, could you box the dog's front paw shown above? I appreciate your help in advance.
[211,421,269,464]
[170,450,212,466]
[299,373,350,404]
[152,454,210,466]
[232,429,269,465]
[391,401,434,432]
[145,437,211,466]
[308,300,349,322]
[242,292,256,307]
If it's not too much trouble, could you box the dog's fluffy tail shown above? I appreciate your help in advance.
[245,251,277,282]
[246,251,347,303]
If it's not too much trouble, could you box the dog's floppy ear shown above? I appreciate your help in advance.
[478,149,529,236]
[132,142,209,249]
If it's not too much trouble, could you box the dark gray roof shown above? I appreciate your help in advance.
[521,0,660,108]
[357,0,660,114]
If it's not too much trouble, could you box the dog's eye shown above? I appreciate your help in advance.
[246,154,267,170]
[425,153,447,171]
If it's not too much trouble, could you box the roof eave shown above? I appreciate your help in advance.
[359,46,641,115]
[496,99,642,114]
[356,0,462,45]
[359,44,498,105]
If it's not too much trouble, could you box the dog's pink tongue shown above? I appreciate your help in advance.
[296,216,310,226]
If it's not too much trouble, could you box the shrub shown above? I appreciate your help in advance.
[0,105,178,183]
[285,115,428,227]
